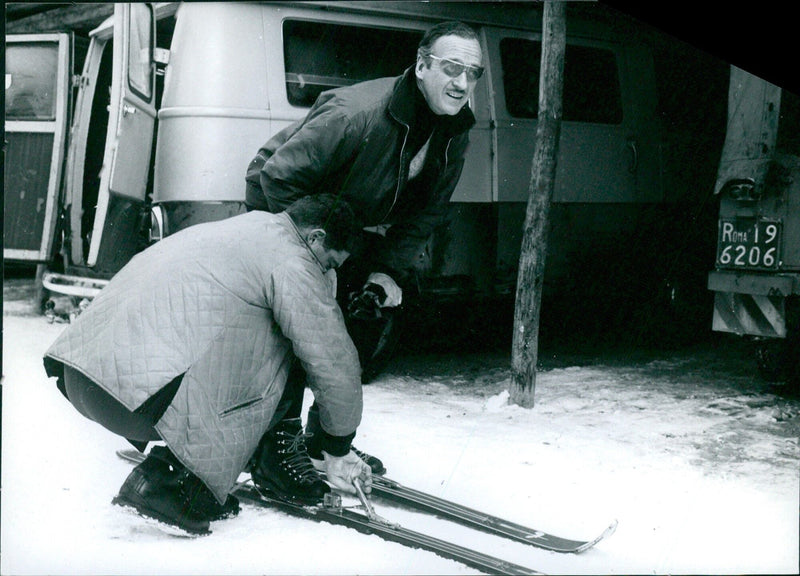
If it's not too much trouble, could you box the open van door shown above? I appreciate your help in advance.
[85,3,156,272]
[4,34,72,263]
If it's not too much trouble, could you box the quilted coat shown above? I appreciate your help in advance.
[245,67,475,279]
[44,211,362,502]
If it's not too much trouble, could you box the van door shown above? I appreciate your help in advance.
[86,3,156,272]
[486,28,650,204]
[484,27,662,284]
[4,34,71,263]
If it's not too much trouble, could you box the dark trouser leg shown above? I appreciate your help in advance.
[266,360,306,430]
[61,367,240,531]
[346,306,405,383]
[305,402,323,458]
[335,242,409,384]
[63,366,162,445]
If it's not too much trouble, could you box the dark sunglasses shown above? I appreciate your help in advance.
[428,55,484,81]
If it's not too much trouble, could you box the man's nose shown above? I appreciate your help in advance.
[451,71,468,89]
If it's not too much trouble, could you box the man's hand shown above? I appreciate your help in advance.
[347,272,402,320]
[365,273,402,307]
[323,450,372,495]
[347,284,385,320]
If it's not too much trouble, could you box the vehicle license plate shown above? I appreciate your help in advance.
[716,218,782,269]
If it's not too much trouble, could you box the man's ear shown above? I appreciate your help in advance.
[415,56,426,79]
[307,228,327,245]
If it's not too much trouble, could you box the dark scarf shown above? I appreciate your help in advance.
[406,81,438,157]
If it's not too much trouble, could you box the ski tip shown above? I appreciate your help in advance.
[573,519,618,553]
[603,519,618,538]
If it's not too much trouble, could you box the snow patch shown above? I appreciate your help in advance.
[2,310,798,575]
[484,389,510,411]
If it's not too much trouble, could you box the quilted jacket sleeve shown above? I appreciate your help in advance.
[261,98,362,213]
[269,259,362,437]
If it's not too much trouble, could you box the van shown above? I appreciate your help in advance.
[14,2,676,329]
[707,66,800,387]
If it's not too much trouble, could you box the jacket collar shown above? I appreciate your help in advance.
[281,212,327,273]
[388,67,476,135]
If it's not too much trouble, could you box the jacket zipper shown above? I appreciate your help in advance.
[382,124,455,223]
[382,121,410,223]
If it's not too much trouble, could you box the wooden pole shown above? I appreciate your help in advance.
[509,1,566,408]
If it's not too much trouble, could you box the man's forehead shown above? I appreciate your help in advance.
[430,35,483,64]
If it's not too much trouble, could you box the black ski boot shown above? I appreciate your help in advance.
[250,418,330,504]
[351,445,387,475]
[305,405,387,475]
[112,445,239,535]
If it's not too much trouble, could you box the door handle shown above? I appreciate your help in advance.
[626,138,638,173]
[122,104,137,117]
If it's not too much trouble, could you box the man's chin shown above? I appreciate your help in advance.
[436,103,464,116]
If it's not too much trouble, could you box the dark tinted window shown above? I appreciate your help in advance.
[500,38,623,124]
[776,89,800,155]
[283,20,422,107]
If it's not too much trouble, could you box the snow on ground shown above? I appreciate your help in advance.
[2,280,799,575]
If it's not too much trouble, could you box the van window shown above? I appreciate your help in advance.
[5,43,59,120]
[776,89,800,156]
[500,38,623,124]
[283,20,422,107]
[127,3,153,100]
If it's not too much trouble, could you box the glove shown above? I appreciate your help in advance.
[366,273,402,307]
[348,283,386,320]
[323,450,372,495]
[347,273,402,320]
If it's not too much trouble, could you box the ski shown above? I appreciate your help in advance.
[369,475,618,554]
[116,449,542,575]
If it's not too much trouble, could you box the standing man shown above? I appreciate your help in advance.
[244,21,484,500]
[43,194,372,535]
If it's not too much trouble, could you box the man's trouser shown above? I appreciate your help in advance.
[61,365,180,450]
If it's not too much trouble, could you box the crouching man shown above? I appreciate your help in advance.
[43,194,372,535]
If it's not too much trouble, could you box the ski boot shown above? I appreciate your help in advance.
[250,418,331,504]
[113,445,239,535]
[350,445,387,476]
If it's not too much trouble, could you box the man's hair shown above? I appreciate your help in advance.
[285,193,361,253]
[417,21,480,60]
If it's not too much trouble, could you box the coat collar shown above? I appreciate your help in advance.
[388,67,476,135]
[281,212,327,273]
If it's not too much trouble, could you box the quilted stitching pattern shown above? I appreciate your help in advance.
[46,212,362,502]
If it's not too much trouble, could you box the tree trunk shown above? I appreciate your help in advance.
[509,1,566,408]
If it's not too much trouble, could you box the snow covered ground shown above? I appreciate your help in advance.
[2,278,799,575]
